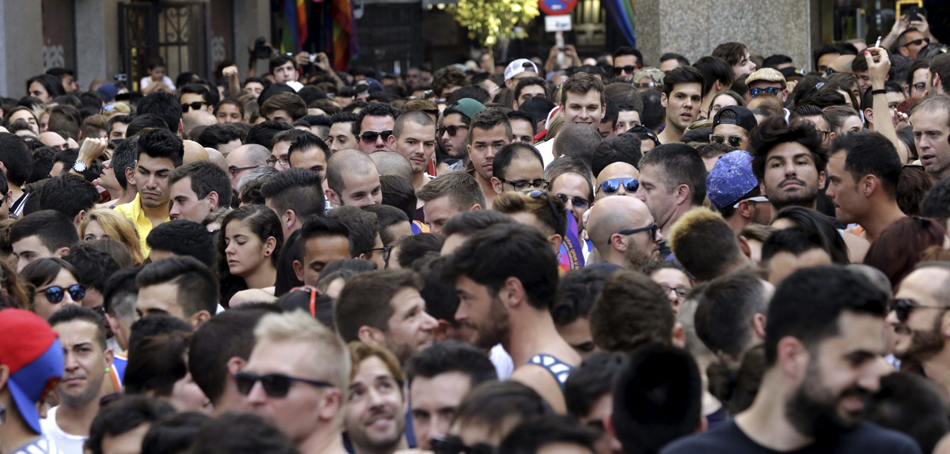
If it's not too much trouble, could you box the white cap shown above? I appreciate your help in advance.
[504,59,539,81]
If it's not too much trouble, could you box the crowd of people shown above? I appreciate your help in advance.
[2,10,950,454]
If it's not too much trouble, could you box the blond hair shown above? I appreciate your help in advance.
[80,208,144,264]
[255,310,351,389]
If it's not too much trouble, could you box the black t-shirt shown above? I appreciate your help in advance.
[660,421,921,454]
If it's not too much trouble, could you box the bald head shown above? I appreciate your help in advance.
[595,162,640,199]
[183,140,210,165]
[587,196,655,267]
[205,148,228,172]
[226,144,270,188]
[369,151,413,181]
[183,110,216,137]
[327,148,379,194]
[39,132,67,149]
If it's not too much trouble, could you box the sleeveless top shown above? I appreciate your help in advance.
[527,353,575,390]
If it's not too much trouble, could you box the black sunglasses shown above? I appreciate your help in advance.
[180,101,208,112]
[228,165,259,177]
[618,222,658,239]
[432,436,495,454]
[235,371,335,398]
[526,190,564,236]
[904,38,929,48]
[749,87,781,97]
[709,134,744,147]
[888,298,946,323]
[360,130,393,143]
[38,284,85,303]
[598,178,639,195]
[555,193,590,209]
[500,178,548,191]
[613,65,640,75]
[439,125,469,137]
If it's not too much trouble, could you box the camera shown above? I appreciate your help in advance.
[254,37,271,60]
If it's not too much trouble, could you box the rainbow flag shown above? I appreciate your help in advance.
[329,0,357,71]
[558,211,585,272]
[604,0,636,47]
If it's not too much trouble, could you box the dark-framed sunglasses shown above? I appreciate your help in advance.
[228,165,259,177]
[432,436,495,454]
[360,130,393,143]
[180,101,208,112]
[38,284,85,303]
[598,178,639,195]
[439,125,469,137]
[749,87,781,97]
[613,65,640,75]
[618,222,658,239]
[500,178,548,191]
[709,134,744,147]
[903,38,929,48]
[554,193,590,209]
[888,298,946,322]
[235,371,335,398]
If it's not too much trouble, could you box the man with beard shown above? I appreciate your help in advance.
[750,116,826,214]
[42,306,114,454]
[888,263,950,398]
[345,342,409,454]
[440,99,485,169]
[662,265,920,454]
[444,222,581,413]
[587,196,661,270]
[656,67,704,145]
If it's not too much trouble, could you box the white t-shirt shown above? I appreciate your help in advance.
[139,76,176,90]
[39,407,86,454]
[9,436,64,454]
[490,344,514,380]
[536,139,556,169]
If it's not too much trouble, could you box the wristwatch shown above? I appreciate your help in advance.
[72,159,87,173]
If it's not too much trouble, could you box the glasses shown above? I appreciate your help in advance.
[180,101,208,112]
[235,371,334,398]
[709,134,744,147]
[439,125,469,137]
[500,178,548,191]
[360,130,393,143]
[904,38,929,48]
[555,193,590,209]
[228,165,259,177]
[817,130,831,141]
[526,190,564,235]
[634,81,661,90]
[37,284,85,303]
[266,157,290,167]
[888,298,946,323]
[749,87,781,97]
[598,178,639,195]
[913,82,927,93]
[733,196,769,209]
[663,286,690,298]
[432,436,494,454]
[367,246,394,266]
[618,223,658,240]
[613,65,641,75]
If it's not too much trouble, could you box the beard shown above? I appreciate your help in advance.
[469,296,511,350]
[784,357,870,441]
[624,245,652,271]
[348,407,406,453]
[894,316,945,362]
[767,178,819,211]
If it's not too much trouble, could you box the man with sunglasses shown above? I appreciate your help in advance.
[587,195,660,270]
[897,28,929,61]
[744,68,788,105]
[441,99,484,165]
[357,102,399,154]
[179,84,213,114]
[612,47,643,79]
[241,310,350,454]
[887,262,950,394]
[595,163,640,199]
[711,106,756,152]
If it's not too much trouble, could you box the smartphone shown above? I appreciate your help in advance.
[907,5,922,21]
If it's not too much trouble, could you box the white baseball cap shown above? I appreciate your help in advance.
[504,59,539,81]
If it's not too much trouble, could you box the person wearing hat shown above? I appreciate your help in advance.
[504,59,540,89]
[0,309,64,454]
[744,68,788,105]
[711,106,758,151]
[440,98,486,170]
[706,150,771,234]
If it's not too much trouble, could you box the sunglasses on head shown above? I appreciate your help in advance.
[749,87,781,97]
[555,193,590,209]
[38,284,85,303]
[709,134,744,147]
[888,298,946,323]
[180,101,207,112]
[235,371,334,398]
[613,65,640,75]
[599,178,639,195]
[432,436,495,454]
[439,125,469,137]
[360,130,393,143]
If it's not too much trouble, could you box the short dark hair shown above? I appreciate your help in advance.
[9,210,79,252]
[146,220,217,268]
[750,116,827,182]
[564,352,626,419]
[0,133,33,186]
[591,133,641,177]
[137,91,182,133]
[187,412,299,454]
[127,315,192,353]
[335,269,423,342]
[514,77,550,103]
[261,92,308,122]
[245,120,294,149]
[611,344,702,454]
[613,47,645,66]
[553,125,602,168]
[180,83,212,105]
[544,156,595,201]
[442,210,515,238]
[761,228,827,266]
[762,54,793,69]
[326,205,380,258]
[453,381,554,439]
[498,416,598,454]
[830,131,901,199]
[136,256,219,317]
[48,305,108,349]
[124,332,191,396]
[443,223,559,310]
[406,339,497,387]
[712,42,749,67]
[140,412,211,454]
[395,233,444,269]
[661,66,705,98]
[865,372,950,454]
[693,56,735,96]
[126,114,169,138]
[287,130,331,167]
[764,265,887,365]
[168,160,232,208]
[136,128,184,167]
[468,108,512,144]
[552,266,614,329]
[260,167,326,220]
[560,72,605,106]
[103,265,139,318]
[110,136,138,190]
[379,175,417,220]
[493,142,544,181]
[922,178,950,227]
[63,244,119,293]
[269,54,296,74]
[590,270,673,352]
[694,269,769,360]
[507,110,537,136]
[196,123,242,149]
[660,53,690,66]
[299,215,351,254]
[356,102,399,136]
[638,143,707,206]
[362,204,409,245]
[86,395,175,454]
[189,307,274,404]
[38,174,98,219]
[416,171,486,210]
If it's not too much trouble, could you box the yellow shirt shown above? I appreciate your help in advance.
[114,193,168,258]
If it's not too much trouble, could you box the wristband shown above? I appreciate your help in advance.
[871,89,887,96]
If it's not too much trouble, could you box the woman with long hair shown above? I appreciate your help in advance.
[80,208,144,264]
[217,205,283,302]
